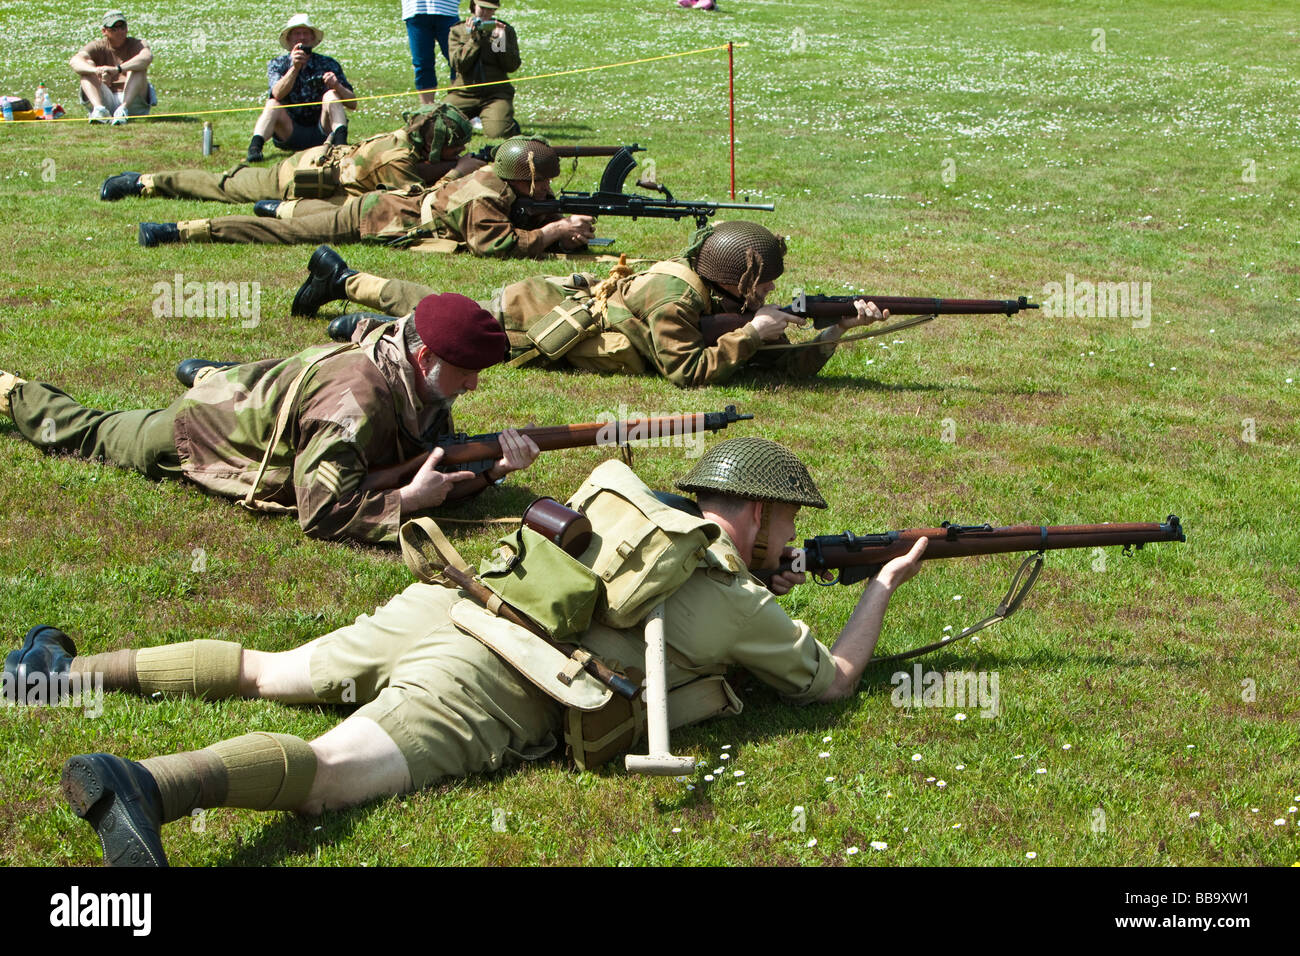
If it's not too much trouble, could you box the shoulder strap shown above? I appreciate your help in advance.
[645,260,710,301]
[240,343,359,512]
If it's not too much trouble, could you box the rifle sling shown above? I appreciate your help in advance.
[755,313,938,351]
[869,549,1045,665]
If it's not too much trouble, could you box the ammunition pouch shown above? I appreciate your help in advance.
[292,156,342,199]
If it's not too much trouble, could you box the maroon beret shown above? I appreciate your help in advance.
[412,293,509,371]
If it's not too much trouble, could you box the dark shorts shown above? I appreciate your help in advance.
[274,116,327,152]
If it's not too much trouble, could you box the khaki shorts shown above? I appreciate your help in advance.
[309,581,562,788]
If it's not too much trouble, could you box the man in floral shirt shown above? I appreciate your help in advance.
[247,14,357,163]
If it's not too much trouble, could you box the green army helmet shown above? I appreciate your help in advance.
[403,103,473,159]
[692,220,787,288]
[675,437,827,509]
[493,136,561,181]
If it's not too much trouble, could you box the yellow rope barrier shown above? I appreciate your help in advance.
[0,43,745,125]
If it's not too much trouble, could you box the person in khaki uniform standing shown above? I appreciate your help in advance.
[300,221,891,388]
[5,438,929,866]
[0,295,539,546]
[444,1,521,137]
[135,137,593,256]
[97,104,475,215]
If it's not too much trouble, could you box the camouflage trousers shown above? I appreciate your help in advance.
[143,166,284,204]
[442,90,519,139]
[8,383,182,480]
[184,191,421,245]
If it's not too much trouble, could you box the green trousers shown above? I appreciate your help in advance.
[203,195,365,245]
[442,90,519,138]
[9,382,182,480]
[146,166,283,204]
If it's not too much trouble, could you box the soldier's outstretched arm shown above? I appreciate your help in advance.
[817,537,928,702]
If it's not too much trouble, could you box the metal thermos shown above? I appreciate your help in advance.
[202,121,213,156]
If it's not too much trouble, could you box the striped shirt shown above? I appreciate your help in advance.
[402,0,461,17]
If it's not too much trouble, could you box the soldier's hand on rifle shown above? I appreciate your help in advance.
[749,305,805,342]
[875,537,928,590]
[766,545,834,595]
[399,447,478,512]
[838,299,890,331]
[485,428,540,481]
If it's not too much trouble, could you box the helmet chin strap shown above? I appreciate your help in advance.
[748,502,775,571]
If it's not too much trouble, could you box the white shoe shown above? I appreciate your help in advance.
[89,105,111,124]
[110,105,129,126]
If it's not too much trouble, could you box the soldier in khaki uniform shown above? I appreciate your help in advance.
[135,137,594,256]
[300,221,891,388]
[0,295,539,546]
[97,104,476,217]
[6,439,929,866]
[444,1,521,138]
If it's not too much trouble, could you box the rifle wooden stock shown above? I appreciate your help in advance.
[361,406,754,492]
[698,295,1039,347]
[776,517,1185,585]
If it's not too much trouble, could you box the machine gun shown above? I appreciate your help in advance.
[512,146,775,239]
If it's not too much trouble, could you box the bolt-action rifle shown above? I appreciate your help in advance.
[768,516,1186,663]
[512,145,775,239]
[361,405,754,491]
[699,294,1040,347]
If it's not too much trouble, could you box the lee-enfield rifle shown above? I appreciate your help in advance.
[771,516,1186,663]
[698,293,1040,347]
[361,405,754,491]
[511,145,775,239]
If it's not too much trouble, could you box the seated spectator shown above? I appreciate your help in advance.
[70,9,156,125]
[247,14,356,163]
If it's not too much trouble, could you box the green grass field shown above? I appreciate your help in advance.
[0,0,1296,866]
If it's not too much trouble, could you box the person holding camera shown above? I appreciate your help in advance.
[443,1,520,138]
[246,14,357,163]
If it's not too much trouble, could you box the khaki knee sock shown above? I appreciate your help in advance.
[139,173,157,196]
[133,639,243,698]
[142,732,318,822]
[276,199,299,219]
[343,272,387,310]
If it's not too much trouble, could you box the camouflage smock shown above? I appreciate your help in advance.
[359,163,558,257]
[171,316,454,544]
[492,257,839,387]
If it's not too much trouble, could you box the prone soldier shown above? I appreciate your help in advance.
[99,103,479,217]
[4,438,928,866]
[0,295,539,546]
[135,136,594,257]
[295,220,890,388]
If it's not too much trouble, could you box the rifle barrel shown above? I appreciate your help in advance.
[784,517,1185,580]
[362,406,753,490]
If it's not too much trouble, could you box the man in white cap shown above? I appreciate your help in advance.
[246,13,357,163]
[70,10,156,125]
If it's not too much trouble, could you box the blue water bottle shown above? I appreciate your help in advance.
[2,98,13,122]
[42,90,53,120]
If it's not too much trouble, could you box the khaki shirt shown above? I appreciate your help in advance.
[580,530,836,705]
